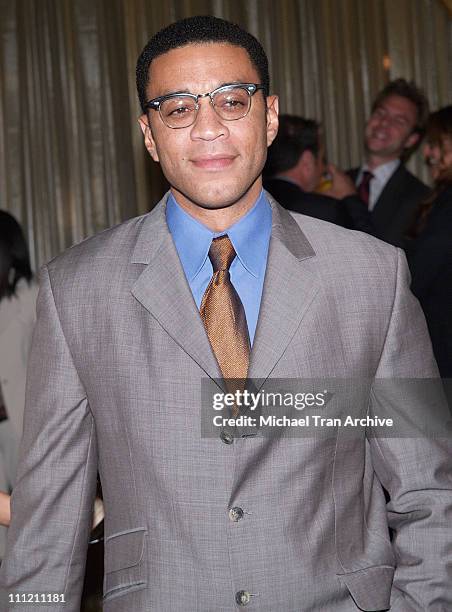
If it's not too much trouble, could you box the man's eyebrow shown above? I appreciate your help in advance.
[155,81,251,98]
[153,88,192,98]
[375,106,410,121]
[389,112,410,122]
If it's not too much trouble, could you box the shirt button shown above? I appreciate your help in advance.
[229,507,244,522]
[235,590,251,606]
[220,429,234,444]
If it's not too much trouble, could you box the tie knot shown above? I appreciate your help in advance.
[209,235,236,272]
[361,170,374,185]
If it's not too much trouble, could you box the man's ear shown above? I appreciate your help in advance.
[266,95,279,147]
[138,114,160,162]
[404,131,420,151]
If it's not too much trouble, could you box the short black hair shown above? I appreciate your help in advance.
[371,78,429,136]
[136,15,270,113]
[0,210,33,300]
[264,115,320,177]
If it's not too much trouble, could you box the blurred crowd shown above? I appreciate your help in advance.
[264,79,452,379]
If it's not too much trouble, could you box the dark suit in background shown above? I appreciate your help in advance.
[408,185,452,378]
[264,177,375,232]
[348,164,430,248]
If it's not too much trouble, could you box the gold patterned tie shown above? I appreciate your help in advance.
[200,235,250,415]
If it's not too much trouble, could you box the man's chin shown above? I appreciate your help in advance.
[171,192,235,211]
[366,140,388,154]
[365,143,401,160]
[171,183,258,211]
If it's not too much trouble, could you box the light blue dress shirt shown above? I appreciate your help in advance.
[166,191,272,345]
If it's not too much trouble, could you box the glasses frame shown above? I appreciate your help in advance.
[144,82,266,129]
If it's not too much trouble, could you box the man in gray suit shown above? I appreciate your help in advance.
[1,15,451,612]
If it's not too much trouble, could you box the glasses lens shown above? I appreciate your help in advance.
[160,96,197,128]
[213,87,251,121]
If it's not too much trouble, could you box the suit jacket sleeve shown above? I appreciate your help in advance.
[368,249,452,610]
[0,266,98,611]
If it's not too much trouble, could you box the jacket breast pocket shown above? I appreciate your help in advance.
[103,527,147,602]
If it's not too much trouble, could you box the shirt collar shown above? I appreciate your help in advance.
[361,159,400,183]
[166,190,272,281]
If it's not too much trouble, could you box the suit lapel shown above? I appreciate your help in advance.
[372,164,405,226]
[248,197,320,382]
[131,195,222,381]
[130,193,319,385]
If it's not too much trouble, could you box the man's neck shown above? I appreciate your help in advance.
[170,182,262,233]
[275,169,307,192]
[365,153,400,172]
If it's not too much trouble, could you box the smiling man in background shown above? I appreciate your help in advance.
[348,79,430,248]
[1,16,451,612]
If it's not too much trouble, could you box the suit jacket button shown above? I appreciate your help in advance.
[235,590,251,606]
[229,507,244,522]
[220,429,234,444]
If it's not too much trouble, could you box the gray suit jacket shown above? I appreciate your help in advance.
[1,194,451,611]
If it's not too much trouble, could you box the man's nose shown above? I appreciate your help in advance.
[190,97,229,141]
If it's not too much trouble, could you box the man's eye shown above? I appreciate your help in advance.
[162,98,195,118]
[168,106,192,116]
[218,98,247,112]
[225,98,245,107]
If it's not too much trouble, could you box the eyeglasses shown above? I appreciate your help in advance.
[145,83,266,129]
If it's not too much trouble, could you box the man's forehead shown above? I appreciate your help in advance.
[147,42,257,97]
[377,95,417,119]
